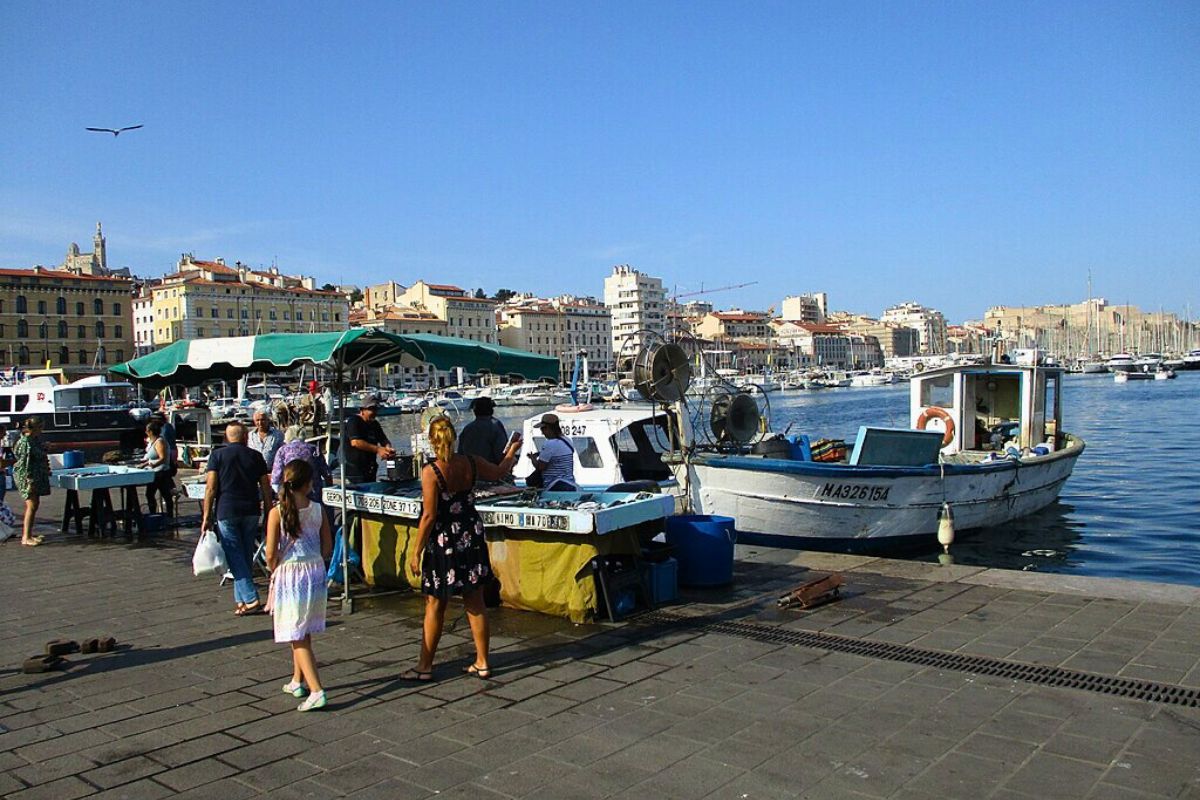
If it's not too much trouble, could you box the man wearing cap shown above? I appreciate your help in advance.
[529,413,577,491]
[341,394,395,484]
[458,397,510,465]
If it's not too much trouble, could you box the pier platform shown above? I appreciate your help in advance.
[1,495,1198,799]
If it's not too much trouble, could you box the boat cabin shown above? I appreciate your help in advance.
[514,406,679,488]
[909,363,1064,455]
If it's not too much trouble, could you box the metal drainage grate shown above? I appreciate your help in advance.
[633,610,1200,708]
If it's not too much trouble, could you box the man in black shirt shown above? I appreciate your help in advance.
[341,394,394,484]
[202,423,273,615]
[458,396,510,464]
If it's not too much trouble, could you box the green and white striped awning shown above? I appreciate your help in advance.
[110,330,559,389]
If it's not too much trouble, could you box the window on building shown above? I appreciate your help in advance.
[229,328,235,336]
[94,298,103,315]
[269,309,277,320]
[17,319,28,337]
[241,310,248,319]
[227,308,234,319]
[76,301,84,316]
[334,312,341,322]
[197,327,204,338]
[59,346,69,365]
[296,311,303,321]
[322,313,329,322]
[15,296,27,313]
[96,321,105,338]
[57,321,67,338]
[112,302,121,316]
[56,297,67,314]
[19,346,30,364]
[0,351,6,366]
[283,311,290,320]
[114,324,123,338]
[0,300,4,313]
[211,308,218,318]
[255,310,262,319]
[37,300,47,315]
[115,349,123,362]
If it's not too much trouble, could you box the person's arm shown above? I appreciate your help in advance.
[408,466,439,577]
[474,438,522,481]
[264,506,281,572]
[200,470,218,532]
[319,505,333,562]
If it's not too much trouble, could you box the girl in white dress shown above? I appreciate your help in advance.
[265,459,332,711]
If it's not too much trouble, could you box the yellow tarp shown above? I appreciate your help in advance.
[356,513,638,623]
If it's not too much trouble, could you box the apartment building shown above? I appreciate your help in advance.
[396,281,497,343]
[0,267,135,372]
[603,265,665,364]
[881,302,948,355]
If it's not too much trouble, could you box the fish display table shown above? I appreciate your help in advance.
[53,465,156,539]
[323,482,674,622]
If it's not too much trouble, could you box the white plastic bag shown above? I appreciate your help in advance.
[192,529,229,578]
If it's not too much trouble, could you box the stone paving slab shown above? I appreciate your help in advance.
[2,501,1200,799]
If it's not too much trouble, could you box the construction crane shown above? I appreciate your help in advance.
[673,280,758,301]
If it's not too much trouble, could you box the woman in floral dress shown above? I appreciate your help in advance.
[13,418,51,546]
[404,416,520,681]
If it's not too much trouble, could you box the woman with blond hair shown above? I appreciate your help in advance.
[13,418,50,546]
[403,416,520,681]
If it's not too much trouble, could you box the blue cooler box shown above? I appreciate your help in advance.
[641,557,678,606]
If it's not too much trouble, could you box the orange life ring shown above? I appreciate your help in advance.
[916,406,956,447]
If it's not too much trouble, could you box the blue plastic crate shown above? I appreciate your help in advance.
[641,557,678,606]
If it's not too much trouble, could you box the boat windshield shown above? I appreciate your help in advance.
[56,384,137,409]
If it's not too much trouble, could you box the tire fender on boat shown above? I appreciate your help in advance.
[916,406,956,447]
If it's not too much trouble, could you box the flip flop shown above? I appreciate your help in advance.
[464,664,492,679]
[22,655,64,674]
[45,639,80,657]
[235,603,265,616]
[20,540,40,547]
[399,668,434,682]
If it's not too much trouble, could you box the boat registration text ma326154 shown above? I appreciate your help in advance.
[815,483,892,502]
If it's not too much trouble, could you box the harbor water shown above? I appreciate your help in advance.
[383,373,1200,587]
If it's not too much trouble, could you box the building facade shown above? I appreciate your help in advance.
[881,302,948,355]
[396,281,497,343]
[771,321,852,368]
[363,281,406,310]
[554,296,613,377]
[350,305,447,389]
[603,265,665,367]
[781,293,828,324]
[694,311,772,341]
[0,267,134,373]
[146,255,348,345]
[829,313,920,359]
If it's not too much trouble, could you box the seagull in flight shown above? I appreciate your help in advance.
[86,124,144,137]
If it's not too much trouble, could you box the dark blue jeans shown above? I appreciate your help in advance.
[217,515,260,605]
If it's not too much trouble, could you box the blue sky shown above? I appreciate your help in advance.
[2,2,1196,322]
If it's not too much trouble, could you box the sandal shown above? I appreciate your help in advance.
[20,539,40,547]
[236,603,265,616]
[464,663,491,680]
[399,668,434,682]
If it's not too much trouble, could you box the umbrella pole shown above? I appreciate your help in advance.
[337,352,353,614]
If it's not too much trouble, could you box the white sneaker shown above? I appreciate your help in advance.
[283,680,306,698]
[297,690,326,712]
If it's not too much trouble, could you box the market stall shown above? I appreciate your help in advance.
[323,483,674,622]
[111,330,559,612]
[54,465,156,539]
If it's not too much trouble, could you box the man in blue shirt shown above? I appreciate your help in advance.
[202,423,273,615]
[528,413,577,490]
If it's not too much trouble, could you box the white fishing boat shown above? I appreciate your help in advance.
[514,344,1084,551]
